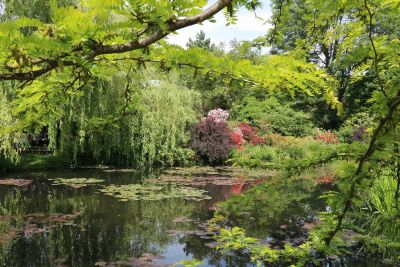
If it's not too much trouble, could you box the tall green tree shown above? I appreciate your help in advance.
[186,30,222,53]
[265,0,396,128]
[266,0,400,253]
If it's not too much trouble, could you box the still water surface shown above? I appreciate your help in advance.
[0,168,387,267]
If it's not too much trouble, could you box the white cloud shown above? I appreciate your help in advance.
[167,0,272,49]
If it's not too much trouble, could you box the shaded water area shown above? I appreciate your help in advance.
[0,167,387,266]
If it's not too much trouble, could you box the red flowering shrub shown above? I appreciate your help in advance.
[238,122,257,141]
[190,117,234,164]
[316,129,340,144]
[238,122,265,145]
[250,136,266,145]
[316,176,335,184]
[232,129,245,151]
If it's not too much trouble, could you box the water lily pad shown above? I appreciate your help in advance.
[148,166,275,188]
[173,216,195,223]
[164,166,277,180]
[102,169,136,173]
[96,253,166,267]
[51,178,104,188]
[99,184,211,202]
[0,179,33,187]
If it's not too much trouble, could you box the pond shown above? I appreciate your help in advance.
[0,167,387,266]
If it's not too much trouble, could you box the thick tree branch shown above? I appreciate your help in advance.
[88,0,232,58]
[0,60,77,81]
[0,0,232,82]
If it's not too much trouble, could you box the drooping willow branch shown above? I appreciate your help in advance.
[0,0,232,82]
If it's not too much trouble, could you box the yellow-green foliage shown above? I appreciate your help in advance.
[216,227,314,267]
[0,84,28,160]
[47,69,201,167]
[359,173,400,260]
[230,135,331,169]
[138,78,200,166]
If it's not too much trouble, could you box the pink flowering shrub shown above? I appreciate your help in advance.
[207,108,229,123]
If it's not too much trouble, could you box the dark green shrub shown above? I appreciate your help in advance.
[231,97,315,137]
[336,112,375,143]
[286,146,305,160]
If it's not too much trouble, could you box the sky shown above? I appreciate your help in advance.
[167,0,272,49]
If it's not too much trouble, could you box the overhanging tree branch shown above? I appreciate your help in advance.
[95,56,259,86]
[324,92,400,245]
[0,0,232,82]
[0,60,77,81]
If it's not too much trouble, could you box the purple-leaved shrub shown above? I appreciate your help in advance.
[190,115,234,165]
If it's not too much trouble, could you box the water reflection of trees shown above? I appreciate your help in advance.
[216,178,328,245]
[0,180,204,266]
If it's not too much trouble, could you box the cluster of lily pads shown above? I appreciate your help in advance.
[163,166,276,179]
[50,178,104,188]
[99,184,211,201]
[0,166,268,202]
[0,179,33,187]
[47,177,211,201]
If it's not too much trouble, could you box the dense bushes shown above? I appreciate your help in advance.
[188,105,340,168]
[230,134,336,169]
[231,97,315,137]
[335,112,374,143]
[190,112,270,165]
[315,129,340,144]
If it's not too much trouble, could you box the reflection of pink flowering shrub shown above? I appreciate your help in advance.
[231,176,245,194]
[207,109,229,123]
[231,183,245,194]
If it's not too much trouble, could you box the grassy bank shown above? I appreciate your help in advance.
[0,154,69,173]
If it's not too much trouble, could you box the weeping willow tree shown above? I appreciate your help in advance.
[0,82,29,160]
[45,68,200,167]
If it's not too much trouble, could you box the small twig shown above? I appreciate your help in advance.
[364,0,387,96]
